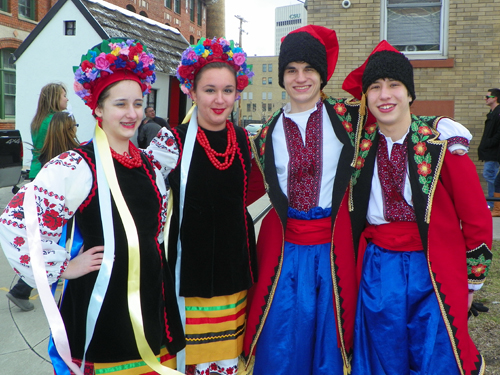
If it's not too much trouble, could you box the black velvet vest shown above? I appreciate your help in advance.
[59,142,185,362]
[168,124,257,298]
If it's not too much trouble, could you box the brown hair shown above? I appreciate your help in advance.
[30,83,67,135]
[193,62,237,91]
[38,112,80,166]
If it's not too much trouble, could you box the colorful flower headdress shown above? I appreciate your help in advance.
[73,38,156,111]
[176,37,254,99]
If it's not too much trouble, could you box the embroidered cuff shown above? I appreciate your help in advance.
[467,243,492,285]
[447,136,469,150]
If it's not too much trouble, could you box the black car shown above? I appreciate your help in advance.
[0,129,23,189]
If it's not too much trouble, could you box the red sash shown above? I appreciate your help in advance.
[285,216,332,245]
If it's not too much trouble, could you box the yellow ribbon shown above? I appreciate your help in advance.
[181,103,197,124]
[94,124,181,375]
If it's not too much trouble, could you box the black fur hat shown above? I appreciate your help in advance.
[362,50,416,103]
[279,31,328,89]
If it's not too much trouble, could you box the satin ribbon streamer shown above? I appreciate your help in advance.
[25,184,84,375]
[94,124,181,375]
[175,107,199,372]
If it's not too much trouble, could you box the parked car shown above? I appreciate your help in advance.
[245,123,264,136]
[0,130,23,189]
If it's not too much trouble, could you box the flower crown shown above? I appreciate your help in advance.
[73,38,156,109]
[176,37,254,99]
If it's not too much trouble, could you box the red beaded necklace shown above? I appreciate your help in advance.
[196,120,237,170]
[110,142,143,169]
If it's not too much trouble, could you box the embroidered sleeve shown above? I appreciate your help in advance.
[435,118,471,153]
[467,244,493,290]
[0,151,92,287]
[143,127,180,179]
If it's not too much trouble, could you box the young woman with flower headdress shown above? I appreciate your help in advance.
[0,38,185,375]
[144,37,257,375]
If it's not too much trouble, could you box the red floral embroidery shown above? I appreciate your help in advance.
[334,102,347,116]
[13,236,25,246]
[471,264,487,277]
[414,142,427,156]
[20,254,30,265]
[9,192,24,208]
[42,209,64,230]
[360,139,372,151]
[342,120,352,132]
[261,126,268,138]
[355,156,365,169]
[260,143,266,156]
[365,123,377,134]
[12,211,24,220]
[417,161,432,177]
[418,126,432,136]
[59,152,70,159]
[166,138,175,147]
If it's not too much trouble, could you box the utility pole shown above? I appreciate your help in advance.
[234,15,247,127]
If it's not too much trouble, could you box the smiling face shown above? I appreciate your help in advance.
[94,80,143,151]
[283,61,322,113]
[190,66,237,131]
[366,78,412,140]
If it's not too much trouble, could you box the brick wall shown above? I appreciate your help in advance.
[308,0,500,189]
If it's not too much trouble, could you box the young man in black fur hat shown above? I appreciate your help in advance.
[345,41,492,375]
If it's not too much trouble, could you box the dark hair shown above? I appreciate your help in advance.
[488,89,500,103]
[144,106,154,114]
[193,62,237,91]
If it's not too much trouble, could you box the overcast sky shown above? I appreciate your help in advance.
[224,0,304,57]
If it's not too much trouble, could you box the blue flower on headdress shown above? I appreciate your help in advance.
[114,57,127,69]
[194,44,205,55]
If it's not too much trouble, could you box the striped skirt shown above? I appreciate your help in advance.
[184,290,247,365]
[68,347,176,375]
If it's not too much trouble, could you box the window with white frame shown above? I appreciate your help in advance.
[249,92,253,100]
[242,92,248,100]
[0,49,15,119]
[262,92,267,100]
[383,0,446,56]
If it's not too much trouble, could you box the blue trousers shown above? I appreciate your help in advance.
[9,278,33,299]
[253,240,343,375]
[483,160,499,205]
[352,243,461,375]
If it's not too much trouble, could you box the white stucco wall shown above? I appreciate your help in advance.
[15,0,171,167]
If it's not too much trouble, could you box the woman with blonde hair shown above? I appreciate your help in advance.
[29,82,69,179]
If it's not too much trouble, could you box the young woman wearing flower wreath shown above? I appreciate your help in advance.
[0,38,185,375]
[145,37,257,375]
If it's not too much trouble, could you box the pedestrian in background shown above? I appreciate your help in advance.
[478,88,500,210]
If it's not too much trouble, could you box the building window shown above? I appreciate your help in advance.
[268,103,272,111]
[174,0,180,13]
[190,0,195,22]
[268,77,272,85]
[262,103,266,111]
[147,89,157,110]
[249,92,253,100]
[248,115,252,120]
[243,116,247,120]
[262,92,267,100]
[18,0,35,20]
[64,21,76,36]
[268,92,272,100]
[268,64,272,72]
[262,64,267,72]
[1,49,15,119]
[242,92,248,100]
[190,35,195,44]
[282,91,286,100]
[252,103,256,112]
[140,11,148,17]
[1,0,9,12]
[262,77,266,85]
[126,4,136,12]
[383,0,445,55]
[247,103,251,112]
[197,0,202,26]
[165,0,172,9]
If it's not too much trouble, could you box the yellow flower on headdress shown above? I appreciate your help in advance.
[202,49,210,58]
[134,55,139,63]
[228,50,234,58]
[111,47,121,56]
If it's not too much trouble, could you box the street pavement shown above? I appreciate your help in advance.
[0,184,498,374]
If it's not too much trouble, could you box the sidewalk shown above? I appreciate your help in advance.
[0,184,498,374]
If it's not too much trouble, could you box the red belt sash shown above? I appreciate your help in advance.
[285,216,332,245]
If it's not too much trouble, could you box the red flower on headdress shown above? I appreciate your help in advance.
[211,43,223,58]
[106,54,117,64]
[203,39,212,47]
[237,75,249,91]
[178,65,194,79]
[128,44,143,59]
[81,60,94,71]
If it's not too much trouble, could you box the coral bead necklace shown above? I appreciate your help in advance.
[110,142,143,168]
[196,120,236,170]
